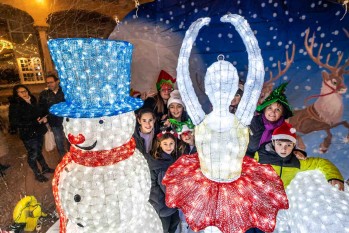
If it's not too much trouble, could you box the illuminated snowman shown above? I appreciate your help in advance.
[47,39,162,233]
[163,14,288,233]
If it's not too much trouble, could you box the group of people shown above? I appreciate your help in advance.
[133,70,197,233]
[7,74,69,182]
[5,68,345,233]
[132,70,344,233]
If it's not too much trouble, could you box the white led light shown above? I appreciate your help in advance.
[176,13,264,181]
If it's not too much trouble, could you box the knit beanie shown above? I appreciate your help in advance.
[167,90,184,108]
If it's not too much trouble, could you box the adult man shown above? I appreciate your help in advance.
[39,73,68,156]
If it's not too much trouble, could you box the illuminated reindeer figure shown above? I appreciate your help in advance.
[289,28,349,153]
[258,44,295,105]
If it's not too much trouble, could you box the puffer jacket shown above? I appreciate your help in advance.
[255,142,344,188]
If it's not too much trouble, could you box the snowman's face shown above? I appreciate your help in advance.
[63,112,136,151]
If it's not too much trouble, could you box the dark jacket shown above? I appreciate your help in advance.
[148,152,177,217]
[9,95,47,140]
[246,114,265,157]
[182,144,197,155]
[133,121,160,155]
[38,87,65,127]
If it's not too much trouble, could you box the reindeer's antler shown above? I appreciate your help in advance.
[304,28,346,72]
[264,44,295,87]
[343,28,349,38]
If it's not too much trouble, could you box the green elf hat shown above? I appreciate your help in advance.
[156,70,176,91]
[168,118,195,136]
[256,82,294,119]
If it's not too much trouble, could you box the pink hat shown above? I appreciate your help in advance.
[272,122,297,143]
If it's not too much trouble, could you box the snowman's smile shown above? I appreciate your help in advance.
[75,140,97,150]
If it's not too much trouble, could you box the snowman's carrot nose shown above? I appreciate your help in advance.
[68,133,85,144]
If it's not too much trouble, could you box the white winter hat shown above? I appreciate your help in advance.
[167,90,185,108]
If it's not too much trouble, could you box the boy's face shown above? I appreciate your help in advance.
[273,140,295,158]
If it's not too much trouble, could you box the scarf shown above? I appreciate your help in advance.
[259,114,284,147]
[139,129,154,153]
[69,137,136,167]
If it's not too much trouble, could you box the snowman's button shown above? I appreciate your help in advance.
[74,194,81,202]
[99,119,104,124]
[77,223,84,227]
[66,118,70,122]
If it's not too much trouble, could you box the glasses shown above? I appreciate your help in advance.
[46,81,56,84]
[160,88,173,93]
[17,90,28,94]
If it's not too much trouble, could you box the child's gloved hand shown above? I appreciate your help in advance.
[329,179,344,191]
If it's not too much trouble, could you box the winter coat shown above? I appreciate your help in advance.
[9,95,47,140]
[38,87,65,127]
[255,142,344,188]
[148,152,177,217]
[133,121,160,155]
[246,114,265,157]
[182,144,197,155]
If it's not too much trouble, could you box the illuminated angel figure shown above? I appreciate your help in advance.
[163,14,289,233]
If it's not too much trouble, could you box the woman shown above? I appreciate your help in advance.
[246,82,294,158]
[141,70,176,128]
[9,85,54,182]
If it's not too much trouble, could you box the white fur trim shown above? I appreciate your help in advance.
[272,134,296,143]
[290,128,296,134]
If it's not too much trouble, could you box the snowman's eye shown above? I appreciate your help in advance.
[99,119,104,124]
[74,194,81,202]
[66,118,70,122]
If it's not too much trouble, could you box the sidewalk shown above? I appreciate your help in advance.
[0,131,60,232]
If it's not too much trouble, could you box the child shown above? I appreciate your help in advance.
[248,121,344,233]
[133,108,157,155]
[170,118,196,155]
[255,121,344,190]
[149,132,180,233]
[169,119,198,233]
[246,82,297,158]
[162,90,190,132]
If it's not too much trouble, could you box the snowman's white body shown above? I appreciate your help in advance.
[55,112,162,233]
[274,170,349,233]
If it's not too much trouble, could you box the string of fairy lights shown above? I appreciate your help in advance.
[0,0,144,84]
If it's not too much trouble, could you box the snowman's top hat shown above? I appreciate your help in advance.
[47,38,143,118]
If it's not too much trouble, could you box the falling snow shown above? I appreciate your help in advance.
[305,86,312,91]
